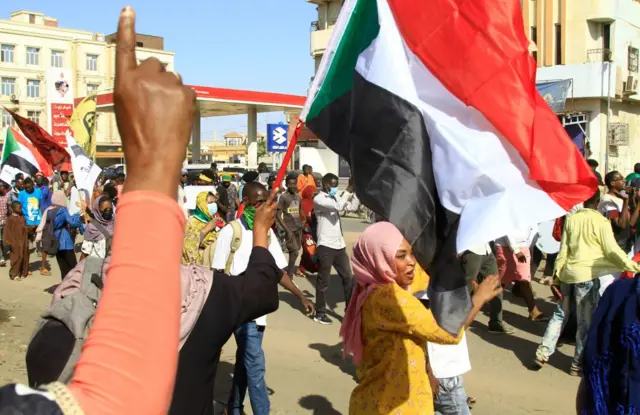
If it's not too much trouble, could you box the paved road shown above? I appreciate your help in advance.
[0,217,579,414]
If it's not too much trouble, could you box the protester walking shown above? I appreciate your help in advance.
[298,185,319,275]
[4,201,30,280]
[312,173,355,325]
[341,222,502,415]
[217,174,239,222]
[461,243,513,334]
[297,164,316,194]
[211,182,314,415]
[495,226,548,321]
[598,171,639,294]
[533,190,640,375]
[18,177,43,241]
[50,191,85,280]
[0,184,11,267]
[80,196,115,260]
[182,191,225,265]
[277,174,305,278]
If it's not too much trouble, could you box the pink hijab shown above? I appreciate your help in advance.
[340,221,405,364]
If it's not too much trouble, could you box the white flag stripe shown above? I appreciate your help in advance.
[351,0,565,252]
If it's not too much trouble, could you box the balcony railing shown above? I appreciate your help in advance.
[587,48,612,63]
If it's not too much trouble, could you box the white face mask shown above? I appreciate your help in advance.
[207,202,218,216]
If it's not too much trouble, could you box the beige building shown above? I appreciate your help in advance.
[306,0,640,174]
[525,0,640,173]
[0,10,174,166]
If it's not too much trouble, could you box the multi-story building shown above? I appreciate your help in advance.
[527,0,640,173]
[306,0,640,174]
[0,10,174,166]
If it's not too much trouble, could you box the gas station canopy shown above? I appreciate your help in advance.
[75,85,307,166]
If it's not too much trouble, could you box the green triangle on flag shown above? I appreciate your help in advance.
[2,128,21,165]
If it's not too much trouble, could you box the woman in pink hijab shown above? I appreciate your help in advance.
[341,222,501,415]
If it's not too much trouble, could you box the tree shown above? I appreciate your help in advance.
[257,140,267,159]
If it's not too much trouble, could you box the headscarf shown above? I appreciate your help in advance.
[36,191,68,241]
[301,186,316,218]
[192,192,213,223]
[84,195,115,242]
[339,222,405,364]
[582,275,640,414]
[51,190,67,207]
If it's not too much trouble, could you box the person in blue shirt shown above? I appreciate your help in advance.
[51,190,85,280]
[18,178,42,240]
[36,175,51,212]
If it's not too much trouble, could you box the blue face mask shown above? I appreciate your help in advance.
[207,202,218,216]
[328,187,339,197]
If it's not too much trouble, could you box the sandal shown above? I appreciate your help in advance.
[40,268,51,276]
[467,396,477,408]
[529,313,551,322]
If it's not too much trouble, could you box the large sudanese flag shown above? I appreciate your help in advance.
[6,107,71,171]
[1,128,53,181]
[300,0,598,333]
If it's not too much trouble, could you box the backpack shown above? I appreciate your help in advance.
[41,207,61,256]
[205,220,269,274]
[26,257,106,387]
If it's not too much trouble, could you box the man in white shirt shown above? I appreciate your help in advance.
[312,173,354,325]
[212,182,314,415]
[460,243,512,334]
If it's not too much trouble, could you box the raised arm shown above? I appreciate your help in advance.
[64,6,197,414]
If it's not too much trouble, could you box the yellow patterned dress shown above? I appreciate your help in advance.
[182,216,220,265]
[349,268,461,415]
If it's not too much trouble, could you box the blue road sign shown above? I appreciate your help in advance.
[267,123,288,153]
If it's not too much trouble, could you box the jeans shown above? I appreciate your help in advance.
[315,246,354,317]
[460,251,502,325]
[434,376,471,415]
[536,279,600,367]
[0,224,9,261]
[227,322,269,415]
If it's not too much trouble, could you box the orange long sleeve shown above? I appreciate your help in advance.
[68,191,185,414]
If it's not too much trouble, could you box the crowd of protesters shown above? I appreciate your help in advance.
[0,7,637,415]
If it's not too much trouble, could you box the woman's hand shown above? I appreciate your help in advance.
[114,7,196,199]
[253,189,278,249]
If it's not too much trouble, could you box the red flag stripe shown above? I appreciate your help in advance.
[386,0,598,210]
[5,108,71,171]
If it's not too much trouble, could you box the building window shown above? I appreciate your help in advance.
[1,77,16,96]
[1,44,14,63]
[26,47,39,65]
[51,50,64,68]
[87,83,99,94]
[1,109,15,128]
[629,46,639,73]
[27,110,40,125]
[603,23,612,61]
[555,24,562,65]
[26,79,40,98]
[86,54,98,71]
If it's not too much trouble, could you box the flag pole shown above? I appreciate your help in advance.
[273,119,302,191]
